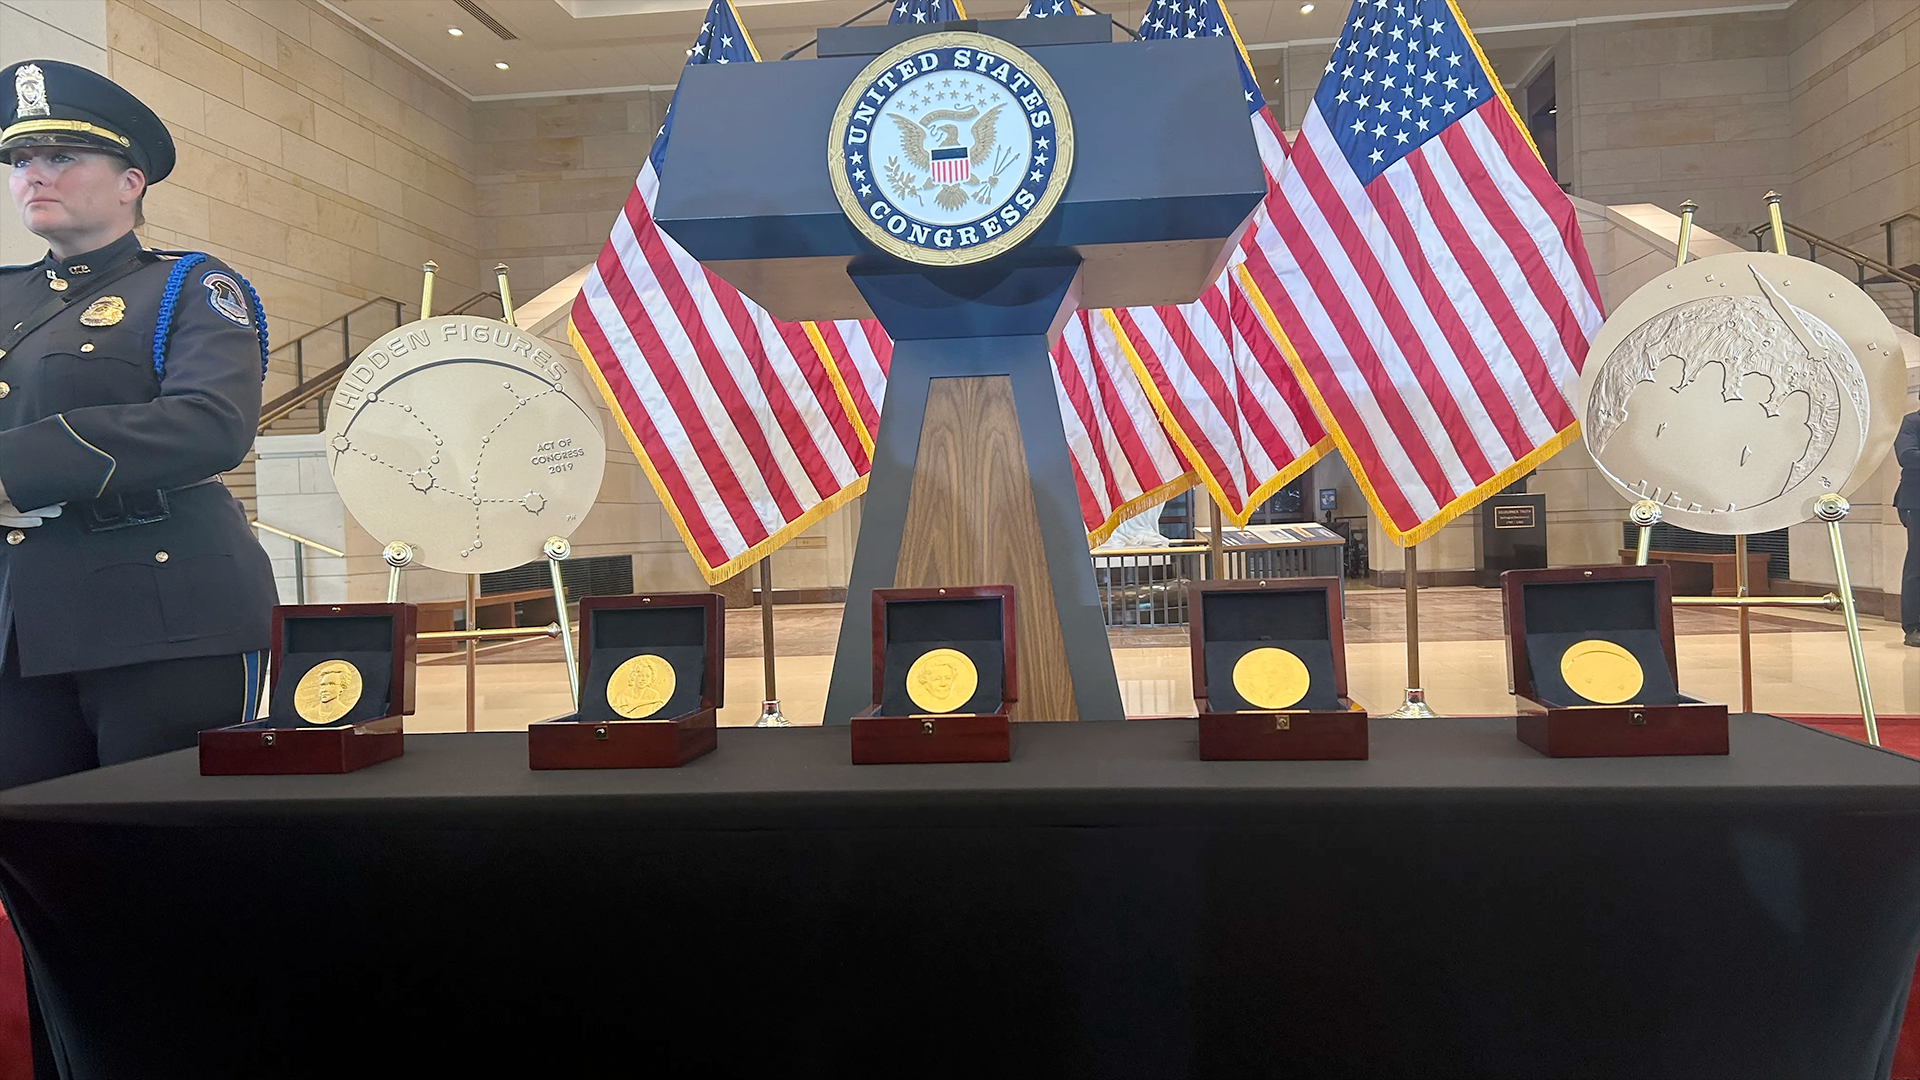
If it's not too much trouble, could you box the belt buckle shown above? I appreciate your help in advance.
[80,490,170,532]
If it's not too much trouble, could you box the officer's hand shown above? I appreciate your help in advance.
[0,502,62,528]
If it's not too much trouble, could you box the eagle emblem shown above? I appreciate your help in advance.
[884,104,1016,211]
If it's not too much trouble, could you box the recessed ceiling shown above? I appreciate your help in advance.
[323,0,1787,99]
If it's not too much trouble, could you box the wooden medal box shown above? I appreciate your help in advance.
[1191,577,1368,760]
[852,586,1015,765]
[528,593,722,770]
[1502,564,1728,757]
[199,603,415,775]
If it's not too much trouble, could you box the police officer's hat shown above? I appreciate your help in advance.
[0,59,174,184]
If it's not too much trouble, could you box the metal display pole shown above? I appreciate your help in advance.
[1816,494,1878,746]
[1630,499,1661,565]
[1734,534,1753,712]
[465,575,479,733]
[383,541,413,602]
[544,537,581,711]
[757,556,790,726]
[1207,499,1223,581]
[1385,541,1437,718]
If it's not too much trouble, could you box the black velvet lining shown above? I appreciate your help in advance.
[1519,580,1680,706]
[1198,590,1340,711]
[880,597,1006,715]
[579,606,709,723]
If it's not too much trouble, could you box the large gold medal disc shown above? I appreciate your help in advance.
[906,647,978,714]
[1560,639,1645,704]
[1231,647,1311,710]
[293,659,364,724]
[606,654,676,719]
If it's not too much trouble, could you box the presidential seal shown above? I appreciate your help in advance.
[1578,251,1905,535]
[830,32,1073,266]
[294,659,364,725]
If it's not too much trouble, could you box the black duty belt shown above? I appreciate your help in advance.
[76,478,221,533]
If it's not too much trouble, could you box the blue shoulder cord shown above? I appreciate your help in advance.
[151,253,271,383]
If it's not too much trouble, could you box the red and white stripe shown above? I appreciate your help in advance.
[570,159,874,582]
[1052,310,1195,542]
[1109,105,1332,523]
[809,318,892,450]
[1248,99,1602,544]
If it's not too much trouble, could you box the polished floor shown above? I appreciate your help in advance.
[403,585,1907,731]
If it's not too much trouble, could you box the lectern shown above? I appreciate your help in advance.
[654,16,1265,722]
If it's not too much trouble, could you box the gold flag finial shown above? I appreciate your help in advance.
[494,263,515,325]
[420,260,439,319]
[1763,191,1787,255]
[1675,200,1699,268]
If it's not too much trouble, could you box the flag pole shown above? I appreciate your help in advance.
[757,554,789,726]
[1385,539,1437,718]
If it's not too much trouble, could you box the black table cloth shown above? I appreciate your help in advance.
[4,715,1920,1079]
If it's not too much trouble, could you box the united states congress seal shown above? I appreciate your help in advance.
[829,31,1073,266]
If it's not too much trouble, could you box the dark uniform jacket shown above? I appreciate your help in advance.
[1896,411,1920,512]
[0,231,276,677]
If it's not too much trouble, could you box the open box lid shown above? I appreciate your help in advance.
[870,586,1017,714]
[577,593,726,722]
[267,603,418,726]
[1190,578,1345,711]
[1501,565,1683,707]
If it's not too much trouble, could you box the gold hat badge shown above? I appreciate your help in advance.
[607,654,676,718]
[1232,646,1311,711]
[1559,639,1644,705]
[907,647,978,713]
[80,295,124,327]
[294,659,364,724]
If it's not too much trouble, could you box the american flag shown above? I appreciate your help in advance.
[1246,0,1603,545]
[1102,0,1333,525]
[890,0,963,24]
[569,0,875,583]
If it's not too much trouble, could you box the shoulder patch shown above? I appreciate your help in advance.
[202,271,252,326]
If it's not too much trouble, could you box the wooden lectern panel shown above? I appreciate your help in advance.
[895,376,1076,721]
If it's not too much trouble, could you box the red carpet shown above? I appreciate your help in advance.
[1781,715,1920,1078]
[0,903,28,1080]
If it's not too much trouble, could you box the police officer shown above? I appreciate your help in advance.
[0,60,277,790]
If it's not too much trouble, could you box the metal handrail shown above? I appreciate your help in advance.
[1748,219,1920,334]
[250,520,344,557]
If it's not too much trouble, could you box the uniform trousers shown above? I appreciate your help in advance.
[0,634,263,1077]
[0,633,264,791]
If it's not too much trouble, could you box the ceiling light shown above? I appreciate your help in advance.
[495,61,510,70]
[448,27,463,36]
[1299,2,1313,11]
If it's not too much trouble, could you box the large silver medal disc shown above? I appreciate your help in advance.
[322,316,606,574]
[1577,251,1905,535]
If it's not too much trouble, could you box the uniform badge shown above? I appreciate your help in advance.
[201,271,251,327]
[79,295,125,327]
[14,63,49,120]
[829,32,1074,266]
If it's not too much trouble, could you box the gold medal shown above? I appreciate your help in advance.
[1231,647,1311,710]
[606,654,676,719]
[1560,639,1645,704]
[79,295,125,326]
[293,659,364,724]
[906,647,978,714]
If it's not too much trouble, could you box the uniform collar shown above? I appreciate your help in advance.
[40,230,141,277]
